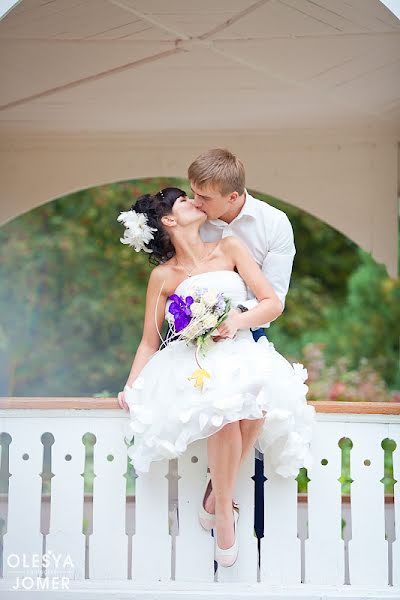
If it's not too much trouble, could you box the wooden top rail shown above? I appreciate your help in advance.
[0,398,399,414]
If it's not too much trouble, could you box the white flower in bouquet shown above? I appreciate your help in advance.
[202,289,219,307]
[182,320,206,339]
[201,313,218,329]
[166,313,175,326]
[190,302,207,318]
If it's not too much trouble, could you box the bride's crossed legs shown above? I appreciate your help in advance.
[207,413,266,550]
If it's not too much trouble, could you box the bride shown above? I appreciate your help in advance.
[117,186,316,568]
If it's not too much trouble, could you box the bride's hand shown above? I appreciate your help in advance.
[211,308,241,342]
[118,390,129,412]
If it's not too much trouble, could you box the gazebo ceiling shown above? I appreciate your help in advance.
[0,0,400,134]
[0,1,399,278]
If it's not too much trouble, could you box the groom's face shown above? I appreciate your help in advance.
[190,182,235,220]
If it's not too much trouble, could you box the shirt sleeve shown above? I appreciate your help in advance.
[239,212,296,330]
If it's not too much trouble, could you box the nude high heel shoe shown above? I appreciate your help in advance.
[198,468,241,532]
[214,504,240,568]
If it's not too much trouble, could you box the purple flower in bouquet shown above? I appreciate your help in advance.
[215,292,226,315]
[168,294,194,332]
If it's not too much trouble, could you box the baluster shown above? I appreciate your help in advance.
[3,416,43,580]
[260,462,300,583]
[46,421,86,581]
[133,458,170,581]
[305,420,344,584]
[218,449,258,582]
[175,439,214,581]
[390,422,400,586]
[348,422,388,585]
[89,417,128,580]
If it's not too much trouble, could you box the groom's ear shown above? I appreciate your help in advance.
[229,191,239,203]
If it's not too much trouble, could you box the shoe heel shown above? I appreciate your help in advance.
[198,471,215,531]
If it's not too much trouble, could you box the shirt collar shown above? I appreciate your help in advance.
[207,189,256,227]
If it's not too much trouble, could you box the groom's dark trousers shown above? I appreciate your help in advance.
[160,325,267,541]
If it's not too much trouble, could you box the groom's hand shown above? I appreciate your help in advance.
[212,308,241,342]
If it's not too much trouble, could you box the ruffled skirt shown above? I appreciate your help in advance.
[123,330,316,478]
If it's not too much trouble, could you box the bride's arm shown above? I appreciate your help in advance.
[222,236,283,330]
[123,266,169,388]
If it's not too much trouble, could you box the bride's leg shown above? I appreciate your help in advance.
[239,412,267,463]
[204,412,266,515]
[207,420,242,549]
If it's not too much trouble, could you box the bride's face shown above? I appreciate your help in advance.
[170,195,207,227]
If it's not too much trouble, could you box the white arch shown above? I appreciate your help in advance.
[0,131,398,278]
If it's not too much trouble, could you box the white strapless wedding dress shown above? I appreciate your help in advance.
[124,270,317,478]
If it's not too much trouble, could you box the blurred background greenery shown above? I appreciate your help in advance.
[1,176,398,399]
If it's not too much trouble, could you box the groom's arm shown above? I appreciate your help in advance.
[238,213,296,329]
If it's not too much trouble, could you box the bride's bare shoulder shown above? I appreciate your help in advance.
[148,262,177,295]
[219,236,248,252]
[217,236,249,265]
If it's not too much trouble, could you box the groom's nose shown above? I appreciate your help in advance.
[191,196,203,208]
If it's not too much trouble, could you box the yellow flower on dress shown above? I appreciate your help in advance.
[188,367,211,391]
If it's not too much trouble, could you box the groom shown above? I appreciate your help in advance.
[183,148,296,539]
[187,147,296,343]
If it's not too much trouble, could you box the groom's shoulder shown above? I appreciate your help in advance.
[247,191,291,224]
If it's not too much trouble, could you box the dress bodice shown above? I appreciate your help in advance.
[165,270,247,320]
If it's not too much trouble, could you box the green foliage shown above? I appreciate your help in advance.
[314,248,400,388]
[253,191,399,392]
[0,177,173,395]
[248,191,363,360]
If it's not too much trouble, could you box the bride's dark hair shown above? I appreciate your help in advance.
[131,187,187,265]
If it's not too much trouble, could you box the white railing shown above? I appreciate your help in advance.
[0,398,399,599]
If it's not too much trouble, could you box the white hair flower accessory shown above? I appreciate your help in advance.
[117,209,158,253]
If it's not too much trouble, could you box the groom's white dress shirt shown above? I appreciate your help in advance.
[199,190,296,331]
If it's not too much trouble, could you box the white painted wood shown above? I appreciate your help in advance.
[2,417,44,580]
[305,422,344,584]
[89,418,128,580]
[1,407,399,595]
[133,458,171,582]
[46,420,86,581]
[260,468,301,584]
[348,423,388,586]
[2,579,400,599]
[175,439,214,582]
[218,448,258,583]
[389,422,400,587]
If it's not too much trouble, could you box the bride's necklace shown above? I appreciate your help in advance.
[175,246,214,277]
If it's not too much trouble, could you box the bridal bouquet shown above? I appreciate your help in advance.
[164,285,232,391]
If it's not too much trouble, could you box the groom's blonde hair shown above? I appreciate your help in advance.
[188,148,245,196]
